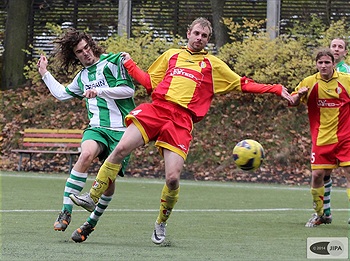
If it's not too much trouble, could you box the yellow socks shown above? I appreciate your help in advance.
[156,184,179,224]
[311,187,325,216]
[89,161,121,203]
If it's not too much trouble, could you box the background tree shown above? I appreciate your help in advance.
[210,0,229,49]
[2,0,350,89]
[1,0,32,90]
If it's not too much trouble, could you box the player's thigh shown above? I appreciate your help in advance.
[311,143,337,169]
[156,114,193,160]
[110,123,144,159]
[337,139,350,167]
[125,103,165,143]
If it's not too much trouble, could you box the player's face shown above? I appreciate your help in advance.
[187,23,210,52]
[73,39,98,67]
[330,39,347,63]
[316,55,334,80]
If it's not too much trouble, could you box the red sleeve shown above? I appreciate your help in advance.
[240,76,282,96]
[124,59,153,94]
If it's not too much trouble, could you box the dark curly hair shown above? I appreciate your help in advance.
[52,28,105,72]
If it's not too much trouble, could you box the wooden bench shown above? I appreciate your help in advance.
[12,128,83,173]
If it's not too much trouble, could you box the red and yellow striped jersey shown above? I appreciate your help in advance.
[125,47,283,122]
[293,71,350,146]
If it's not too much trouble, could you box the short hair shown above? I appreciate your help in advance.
[315,48,335,63]
[187,17,212,38]
[53,28,105,72]
[331,37,348,50]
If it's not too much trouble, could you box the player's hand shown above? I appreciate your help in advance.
[288,86,309,106]
[297,87,309,97]
[83,89,98,98]
[121,52,131,63]
[280,86,294,103]
[37,54,48,76]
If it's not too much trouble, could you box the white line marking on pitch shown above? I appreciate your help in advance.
[0,208,348,213]
[0,171,346,193]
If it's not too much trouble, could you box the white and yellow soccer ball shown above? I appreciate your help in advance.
[232,139,265,171]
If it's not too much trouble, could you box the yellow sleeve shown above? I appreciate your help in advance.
[292,75,316,103]
[147,49,176,90]
[211,56,242,94]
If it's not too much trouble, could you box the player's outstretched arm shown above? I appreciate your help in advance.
[37,54,72,101]
[121,52,153,94]
[240,77,293,103]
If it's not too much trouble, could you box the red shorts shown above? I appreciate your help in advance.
[125,100,194,160]
[311,140,350,169]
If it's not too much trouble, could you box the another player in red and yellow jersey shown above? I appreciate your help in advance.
[322,38,350,220]
[289,48,350,227]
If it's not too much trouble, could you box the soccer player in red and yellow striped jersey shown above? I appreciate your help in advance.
[73,17,293,244]
[322,38,350,220]
[289,48,350,227]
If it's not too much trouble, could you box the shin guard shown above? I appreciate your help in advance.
[89,161,121,203]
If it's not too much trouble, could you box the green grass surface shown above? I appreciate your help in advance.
[0,171,348,261]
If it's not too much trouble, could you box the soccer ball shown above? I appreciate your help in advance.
[232,139,265,171]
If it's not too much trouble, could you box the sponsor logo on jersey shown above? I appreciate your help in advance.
[85,79,106,90]
[317,99,342,108]
[170,67,203,82]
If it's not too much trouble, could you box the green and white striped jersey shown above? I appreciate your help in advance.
[336,60,350,73]
[44,52,136,130]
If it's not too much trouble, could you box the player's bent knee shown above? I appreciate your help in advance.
[165,177,180,190]
[77,150,95,164]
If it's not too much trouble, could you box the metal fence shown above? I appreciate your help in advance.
[1,0,350,56]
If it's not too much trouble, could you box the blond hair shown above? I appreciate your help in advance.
[187,17,212,38]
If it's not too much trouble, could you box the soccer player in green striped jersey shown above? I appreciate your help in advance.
[37,28,136,242]
[330,38,350,73]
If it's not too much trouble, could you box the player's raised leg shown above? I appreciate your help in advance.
[71,123,144,210]
[69,160,121,212]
